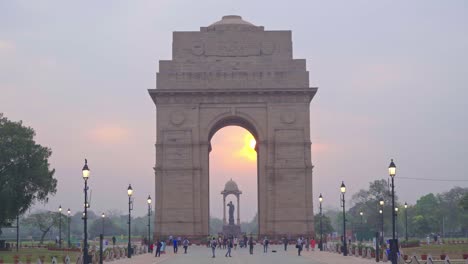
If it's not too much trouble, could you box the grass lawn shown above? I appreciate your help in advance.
[0,248,80,263]
[403,244,468,259]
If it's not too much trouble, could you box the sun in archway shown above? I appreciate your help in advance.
[238,132,257,161]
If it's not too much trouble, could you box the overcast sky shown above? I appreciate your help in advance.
[1,1,467,222]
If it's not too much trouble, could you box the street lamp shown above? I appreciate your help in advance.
[319,193,323,251]
[67,209,71,248]
[58,205,62,248]
[147,195,152,251]
[82,159,90,264]
[127,184,133,258]
[340,181,347,256]
[379,198,384,244]
[404,202,408,242]
[388,159,397,264]
[359,211,364,242]
[101,213,105,236]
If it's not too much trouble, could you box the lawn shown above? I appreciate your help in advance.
[0,248,80,263]
[402,243,468,259]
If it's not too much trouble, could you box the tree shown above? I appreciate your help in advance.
[22,211,62,244]
[0,114,57,233]
[89,217,124,238]
[460,193,468,210]
[314,213,334,238]
[349,179,399,235]
[411,193,440,236]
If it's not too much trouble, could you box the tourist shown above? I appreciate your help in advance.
[155,240,162,257]
[173,237,178,253]
[234,237,238,250]
[183,238,190,254]
[263,236,269,253]
[243,235,248,249]
[296,237,303,256]
[283,237,288,251]
[305,237,310,251]
[218,237,222,249]
[225,238,233,257]
[311,237,316,251]
[249,236,254,255]
[210,237,217,258]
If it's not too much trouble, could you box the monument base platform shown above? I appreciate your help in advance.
[222,224,241,238]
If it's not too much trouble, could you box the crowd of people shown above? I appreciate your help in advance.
[149,235,318,258]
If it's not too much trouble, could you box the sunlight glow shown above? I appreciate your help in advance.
[238,133,257,161]
[250,138,256,149]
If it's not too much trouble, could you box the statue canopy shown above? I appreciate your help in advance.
[221,178,242,195]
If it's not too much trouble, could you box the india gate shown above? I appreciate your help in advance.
[148,15,317,239]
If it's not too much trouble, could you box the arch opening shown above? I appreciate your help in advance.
[209,125,258,236]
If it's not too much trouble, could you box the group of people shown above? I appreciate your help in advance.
[208,235,259,257]
[151,236,190,257]
[151,235,318,258]
[291,237,316,256]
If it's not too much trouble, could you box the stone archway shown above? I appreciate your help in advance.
[149,15,317,240]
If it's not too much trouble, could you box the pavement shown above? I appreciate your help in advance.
[111,245,379,264]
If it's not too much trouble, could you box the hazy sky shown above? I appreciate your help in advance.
[1,1,467,222]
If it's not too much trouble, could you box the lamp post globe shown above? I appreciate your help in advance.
[82,159,90,264]
[340,181,347,256]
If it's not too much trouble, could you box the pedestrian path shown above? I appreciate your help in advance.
[112,245,378,264]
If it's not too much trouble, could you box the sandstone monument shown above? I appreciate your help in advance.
[149,15,317,240]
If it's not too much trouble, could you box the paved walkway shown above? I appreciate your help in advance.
[111,245,378,264]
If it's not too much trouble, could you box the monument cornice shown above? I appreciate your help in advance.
[148,87,317,104]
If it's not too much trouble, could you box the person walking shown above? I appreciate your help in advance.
[311,237,316,251]
[243,235,248,249]
[283,237,288,251]
[173,237,178,253]
[234,237,238,250]
[183,238,190,254]
[305,237,310,251]
[248,236,254,255]
[263,237,269,253]
[296,237,303,256]
[155,240,162,257]
[225,238,233,257]
[210,237,217,258]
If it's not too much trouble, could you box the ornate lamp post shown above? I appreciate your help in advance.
[340,181,347,256]
[359,211,364,242]
[127,184,133,258]
[319,193,323,251]
[82,159,90,264]
[147,195,152,251]
[379,198,384,243]
[388,159,397,264]
[404,202,408,242]
[67,209,71,248]
[101,213,105,236]
[58,205,62,248]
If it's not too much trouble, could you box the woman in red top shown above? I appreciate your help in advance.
[310,238,316,251]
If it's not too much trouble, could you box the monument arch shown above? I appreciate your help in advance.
[149,15,317,240]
